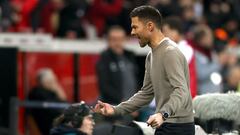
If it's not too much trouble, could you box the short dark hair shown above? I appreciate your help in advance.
[162,16,184,34]
[53,102,91,128]
[130,5,162,29]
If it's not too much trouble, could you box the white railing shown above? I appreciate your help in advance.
[0,33,150,55]
[1,33,239,56]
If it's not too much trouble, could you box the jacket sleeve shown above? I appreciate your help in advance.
[114,53,154,115]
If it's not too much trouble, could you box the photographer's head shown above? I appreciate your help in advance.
[53,102,94,135]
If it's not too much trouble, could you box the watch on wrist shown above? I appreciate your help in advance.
[160,111,169,121]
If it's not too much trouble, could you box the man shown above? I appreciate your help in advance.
[94,6,194,135]
[162,16,197,98]
[51,102,95,135]
[96,25,138,105]
[28,68,67,135]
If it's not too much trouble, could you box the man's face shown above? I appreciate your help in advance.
[199,29,213,49]
[79,115,94,135]
[108,29,126,54]
[162,24,179,42]
[41,71,58,91]
[131,17,150,48]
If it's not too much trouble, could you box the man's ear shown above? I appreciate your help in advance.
[147,21,154,32]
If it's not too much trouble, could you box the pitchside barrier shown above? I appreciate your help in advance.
[0,33,150,55]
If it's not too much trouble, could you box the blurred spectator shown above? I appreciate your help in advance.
[56,0,91,38]
[51,102,95,135]
[203,0,224,29]
[214,18,240,52]
[106,0,148,34]
[190,24,223,94]
[149,0,182,17]
[204,0,234,29]
[224,65,240,92]
[1,0,239,39]
[162,16,198,98]
[30,0,50,32]
[214,28,230,52]
[96,25,138,105]
[0,0,12,31]
[150,0,202,32]
[86,0,123,37]
[28,68,67,135]
[8,0,38,32]
[193,0,204,21]
[181,5,197,32]
[218,46,239,91]
[223,18,240,47]
[31,0,64,34]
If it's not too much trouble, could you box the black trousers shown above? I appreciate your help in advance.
[155,122,195,135]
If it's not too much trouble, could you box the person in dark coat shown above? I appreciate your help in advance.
[96,25,139,105]
[28,68,67,135]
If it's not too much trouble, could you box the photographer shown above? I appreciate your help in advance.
[50,102,95,135]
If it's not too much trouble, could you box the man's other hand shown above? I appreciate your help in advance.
[146,113,164,128]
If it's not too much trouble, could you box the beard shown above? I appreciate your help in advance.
[138,36,148,48]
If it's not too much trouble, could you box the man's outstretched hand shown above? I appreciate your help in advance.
[94,100,115,116]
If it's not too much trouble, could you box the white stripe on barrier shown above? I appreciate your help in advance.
[0,33,150,55]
